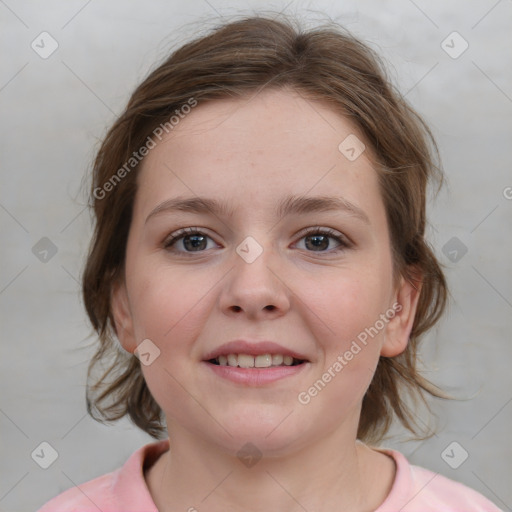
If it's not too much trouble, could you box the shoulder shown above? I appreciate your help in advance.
[374,447,504,512]
[36,440,169,512]
[407,463,503,511]
[36,471,117,512]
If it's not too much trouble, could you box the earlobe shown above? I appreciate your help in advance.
[381,270,422,357]
[110,279,137,353]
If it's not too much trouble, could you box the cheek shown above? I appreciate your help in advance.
[296,267,392,407]
[297,275,388,416]
[129,264,213,424]
[304,269,391,347]
[127,258,211,342]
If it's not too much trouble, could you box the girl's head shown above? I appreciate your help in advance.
[83,14,448,449]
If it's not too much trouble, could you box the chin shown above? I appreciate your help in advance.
[207,409,313,457]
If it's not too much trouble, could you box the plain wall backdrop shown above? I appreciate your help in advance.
[1,0,511,511]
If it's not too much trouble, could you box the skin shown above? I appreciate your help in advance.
[111,87,421,512]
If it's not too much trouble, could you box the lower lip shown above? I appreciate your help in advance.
[203,361,309,385]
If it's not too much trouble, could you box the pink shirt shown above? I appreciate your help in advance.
[36,439,503,511]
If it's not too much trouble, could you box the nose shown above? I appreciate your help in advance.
[218,241,291,320]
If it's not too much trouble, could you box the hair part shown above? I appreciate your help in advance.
[82,13,452,445]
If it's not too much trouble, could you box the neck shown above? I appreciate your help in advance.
[146,423,395,512]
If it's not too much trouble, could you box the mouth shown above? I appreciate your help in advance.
[202,340,310,384]
[206,354,306,368]
[203,353,309,386]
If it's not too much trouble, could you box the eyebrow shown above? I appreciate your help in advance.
[145,194,370,225]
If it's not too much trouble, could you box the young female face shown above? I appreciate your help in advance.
[111,88,419,455]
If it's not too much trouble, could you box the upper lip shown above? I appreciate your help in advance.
[203,340,310,361]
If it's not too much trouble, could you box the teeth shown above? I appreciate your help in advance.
[213,353,303,368]
[272,354,283,365]
[237,354,255,368]
[255,354,272,368]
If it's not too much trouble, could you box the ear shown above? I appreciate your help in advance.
[110,278,137,354]
[380,268,422,357]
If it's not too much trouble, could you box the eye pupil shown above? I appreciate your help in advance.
[306,235,329,251]
[184,234,207,251]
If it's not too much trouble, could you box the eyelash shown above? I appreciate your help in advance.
[163,226,352,255]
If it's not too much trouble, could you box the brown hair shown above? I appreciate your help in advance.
[82,14,451,445]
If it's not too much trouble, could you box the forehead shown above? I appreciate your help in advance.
[143,88,364,163]
[134,88,384,226]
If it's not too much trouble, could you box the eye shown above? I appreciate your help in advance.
[163,226,351,255]
[163,227,218,254]
[294,227,351,253]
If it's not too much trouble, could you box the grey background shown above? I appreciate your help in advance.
[1,0,511,511]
